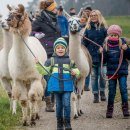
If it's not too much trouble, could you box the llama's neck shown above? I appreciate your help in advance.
[2,29,13,51]
[69,32,81,55]
[13,33,28,53]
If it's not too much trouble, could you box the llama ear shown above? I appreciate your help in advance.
[18,4,25,14]
[7,4,12,11]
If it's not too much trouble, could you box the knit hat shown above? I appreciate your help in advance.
[107,25,122,36]
[53,37,67,52]
[39,0,57,11]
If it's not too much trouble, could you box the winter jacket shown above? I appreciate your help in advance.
[36,53,80,92]
[103,38,130,76]
[82,22,107,64]
[31,10,61,58]
[57,15,69,36]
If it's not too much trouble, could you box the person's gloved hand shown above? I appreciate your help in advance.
[122,44,128,50]
[35,33,45,39]
[64,35,68,37]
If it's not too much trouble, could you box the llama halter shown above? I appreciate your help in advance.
[69,17,81,33]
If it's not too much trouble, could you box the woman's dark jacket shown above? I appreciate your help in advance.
[103,38,130,76]
[82,22,107,64]
[31,10,61,58]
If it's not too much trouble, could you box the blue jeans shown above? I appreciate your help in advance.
[55,92,71,119]
[91,65,106,94]
[85,74,90,89]
[108,76,128,105]
[44,75,51,97]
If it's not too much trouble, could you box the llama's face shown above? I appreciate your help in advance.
[69,17,81,34]
[6,4,25,28]
[1,20,10,31]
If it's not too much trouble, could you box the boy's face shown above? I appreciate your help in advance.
[55,45,66,56]
[109,33,119,38]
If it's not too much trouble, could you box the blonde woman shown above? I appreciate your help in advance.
[82,10,108,103]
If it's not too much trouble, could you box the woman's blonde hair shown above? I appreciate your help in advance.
[86,10,108,30]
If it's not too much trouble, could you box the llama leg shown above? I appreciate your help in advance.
[21,100,29,126]
[28,79,43,125]
[0,78,15,111]
[20,88,28,126]
[13,80,29,126]
[1,78,12,98]
[28,101,37,126]
[72,92,78,119]
[12,100,17,114]
[77,94,82,116]
[77,78,85,116]
[77,95,84,115]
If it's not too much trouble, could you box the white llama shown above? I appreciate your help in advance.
[0,21,13,109]
[7,4,47,126]
[69,17,92,118]
[0,17,3,50]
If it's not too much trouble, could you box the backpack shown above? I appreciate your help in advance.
[50,57,75,73]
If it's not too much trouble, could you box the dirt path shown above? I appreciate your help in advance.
[16,90,130,130]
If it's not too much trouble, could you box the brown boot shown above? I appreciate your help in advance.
[93,93,99,103]
[106,104,114,118]
[100,91,106,101]
[122,102,130,117]
[44,96,55,112]
[84,86,90,91]
[64,118,72,130]
[57,118,64,130]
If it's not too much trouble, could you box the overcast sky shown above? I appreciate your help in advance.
[0,0,32,20]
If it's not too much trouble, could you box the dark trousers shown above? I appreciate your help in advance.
[108,76,128,105]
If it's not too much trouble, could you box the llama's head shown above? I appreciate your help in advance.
[6,4,31,35]
[69,17,81,34]
[1,21,10,31]
[6,4,25,28]
[0,15,10,31]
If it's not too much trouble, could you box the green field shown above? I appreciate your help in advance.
[106,16,130,38]
[0,16,130,130]
[0,86,21,130]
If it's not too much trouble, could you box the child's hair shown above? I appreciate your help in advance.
[86,10,108,30]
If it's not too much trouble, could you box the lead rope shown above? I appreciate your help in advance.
[101,49,123,81]
[80,33,124,81]
[17,30,75,81]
